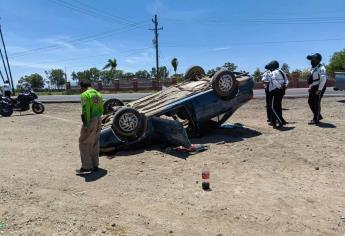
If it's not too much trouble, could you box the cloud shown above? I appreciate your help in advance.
[11,61,61,70]
[211,46,232,51]
[124,51,153,65]
[83,40,114,54]
[40,36,75,49]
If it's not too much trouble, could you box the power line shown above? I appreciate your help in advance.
[163,16,345,25]
[161,37,345,49]
[49,0,137,26]
[71,0,137,25]
[25,46,154,66]
[10,23,149,58]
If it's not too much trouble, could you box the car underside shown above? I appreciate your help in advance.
[99,66,254,154]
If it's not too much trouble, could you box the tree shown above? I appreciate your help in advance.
[18,73,44,89]
[71,72,78,81]
[223,62,237,72]
[171,58,178,75]
[103,58,117,73]
[327,49,345,79]
[123,72,135,79]
[150,67,157,78]
[207,69,216,76]
[252,68,262,82]
[135,70,150,79]
[158,66,169,80]
[45,69,66,89]
[281,63,290,74]
[292,69,310,80]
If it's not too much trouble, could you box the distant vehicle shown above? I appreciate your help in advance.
[99,66,254,154]
[334,72,345,91]
[0,89,45,117]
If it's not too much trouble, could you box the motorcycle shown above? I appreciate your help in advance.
[0,90,45,117]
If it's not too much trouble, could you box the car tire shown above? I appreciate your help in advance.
[212,69,238,99]
[184,66,205,81]
[112,107,144,138]
[0,101,13,117]
[103,98,124,115]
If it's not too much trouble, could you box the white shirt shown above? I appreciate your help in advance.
[268,69,289,92]
[309,64,327,90]
[3,83,10,92]
[261,71,271,89]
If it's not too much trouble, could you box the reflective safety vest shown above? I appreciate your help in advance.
[80,88,103,127]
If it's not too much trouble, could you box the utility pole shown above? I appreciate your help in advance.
[0,24,15,95]
[150,15,163,80]
[0,69,5,83]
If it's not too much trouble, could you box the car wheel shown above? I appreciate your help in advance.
[212,69,238,99]
[103,98,124,115]
[184,66,205,81]
[0,101,13,117]
[112,107,144,138]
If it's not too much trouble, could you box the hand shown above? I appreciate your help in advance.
[315,90,321,95]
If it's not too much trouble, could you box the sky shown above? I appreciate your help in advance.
[0,0,345,84]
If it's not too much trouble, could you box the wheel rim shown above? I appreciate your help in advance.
[218,74,233,93]
[118,113,139,133]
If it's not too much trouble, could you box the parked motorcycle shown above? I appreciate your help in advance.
[0,90,45,117]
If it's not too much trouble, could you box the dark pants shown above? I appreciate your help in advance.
[308,86,326,122]
[265,88,272,121]
[4,91,11,98]
[271,89,285,126]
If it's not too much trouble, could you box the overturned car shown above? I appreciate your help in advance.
[100,66,254,154]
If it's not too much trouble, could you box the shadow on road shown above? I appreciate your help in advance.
[274,126,295,132]
[316,122,336,129]
[337,100,345,103]
[192,123,262,145]
[78,168,108,182]
[101,123,262,160]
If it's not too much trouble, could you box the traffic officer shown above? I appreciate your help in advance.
[265,60,289,128]
[3,80,11,97]
[76,80,103,175]
[306,53,327,125]
[262,68,272,122]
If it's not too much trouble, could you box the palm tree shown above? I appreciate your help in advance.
[103,58,117,80]
[171,58,178,75]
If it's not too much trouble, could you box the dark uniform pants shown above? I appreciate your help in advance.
[271,88,285,126]
[79,117,102,169]
[4,91,11,98]
[308,86,326,122]
[265,87,272,121]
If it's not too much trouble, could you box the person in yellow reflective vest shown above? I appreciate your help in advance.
[76,80,103,175]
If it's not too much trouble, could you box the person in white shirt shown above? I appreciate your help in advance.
[306,53,327,125]
[265,60,289,128]
[3,80,11,98]
[262,69,272,122]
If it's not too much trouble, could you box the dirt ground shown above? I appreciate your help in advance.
[0,97,345,236]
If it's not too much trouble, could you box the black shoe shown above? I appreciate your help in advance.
[308,120,318,125]
[93,167,99,172]
[282,120,288,125]
[319,115,323,120]
[76,168,93,175]
[268,122,275,126]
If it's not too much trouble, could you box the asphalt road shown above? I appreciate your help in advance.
[38,87,345,103]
